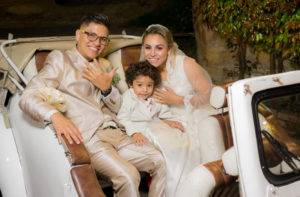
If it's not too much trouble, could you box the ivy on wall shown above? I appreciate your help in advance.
[193,0,299,78]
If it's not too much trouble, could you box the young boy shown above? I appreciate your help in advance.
[118,61,184,146]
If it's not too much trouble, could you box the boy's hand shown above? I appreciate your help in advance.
[162,119,185,132]
[133,133,148,146]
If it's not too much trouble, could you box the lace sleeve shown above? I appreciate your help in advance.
[183,56,212,110]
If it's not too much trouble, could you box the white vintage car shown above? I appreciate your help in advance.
[0,35,299,197]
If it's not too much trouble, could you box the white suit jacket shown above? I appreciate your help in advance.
[117,88,178,136]
[19,47,122,143]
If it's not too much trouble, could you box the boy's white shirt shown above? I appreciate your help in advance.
[117,88,179,136]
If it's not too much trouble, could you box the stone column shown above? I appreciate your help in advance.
[192,0,236,83]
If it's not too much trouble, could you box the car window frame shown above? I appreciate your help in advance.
[252,83,300,186]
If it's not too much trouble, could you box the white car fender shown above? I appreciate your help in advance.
[0,112,27,197]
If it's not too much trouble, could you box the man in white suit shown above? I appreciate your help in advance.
[19,13,166,197]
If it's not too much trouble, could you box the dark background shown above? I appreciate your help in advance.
[0,0,196,58]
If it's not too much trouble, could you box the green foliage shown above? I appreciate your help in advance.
[195,0,300,75]
[248,1,299,57]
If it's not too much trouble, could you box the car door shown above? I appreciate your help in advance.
[228,70,300,197]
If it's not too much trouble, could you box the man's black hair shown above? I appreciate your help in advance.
[79,13,110,29]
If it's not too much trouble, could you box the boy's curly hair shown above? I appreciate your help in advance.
[125,61,161,87]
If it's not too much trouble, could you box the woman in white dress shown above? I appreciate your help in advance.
[140,24,217,196]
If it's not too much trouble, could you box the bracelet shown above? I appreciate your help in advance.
[101,88,112,97]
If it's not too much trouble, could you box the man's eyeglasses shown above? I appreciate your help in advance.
[81,30,110,46]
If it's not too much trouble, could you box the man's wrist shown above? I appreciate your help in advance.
[50,112,62,122]
[44,110,59,124]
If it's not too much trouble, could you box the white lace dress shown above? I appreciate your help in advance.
[146,54,217,197]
